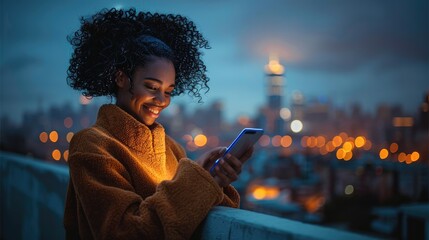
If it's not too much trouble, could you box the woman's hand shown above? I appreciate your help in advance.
[196,147,227,171]
[212,147,254,188]
[196,146,254,188]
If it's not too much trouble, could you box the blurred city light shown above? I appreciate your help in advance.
[290,120,303,133]
[39,132,48,143]
[343,141,353,152]
[332,136,342,147]
[52,149,61,161]
[345,185,354,195]
[271,135,281,147]
[194,134,208,147]
[259,135,270,147]
[279,108,291,120]
[343,151,353,161]
[398,152,407,162]
[389,143,399,153]
[411,151,420,162]
[49,131,58,143]
[392,117,414,127]
[250,185,280,200]
[66,132,74,143]
[265,56,285,75]
[64,117,73,129]
[63,150,69,162]
[379,148,389,160]
[280,135,292,148]
[336,148,346,160]
[354,136,365,148]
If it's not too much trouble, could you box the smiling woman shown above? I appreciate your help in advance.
[115,57,176,126]
[63,7,256,240]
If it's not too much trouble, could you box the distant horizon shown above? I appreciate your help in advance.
[2,87,427,126]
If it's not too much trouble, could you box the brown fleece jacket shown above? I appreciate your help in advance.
[64,104,240,240]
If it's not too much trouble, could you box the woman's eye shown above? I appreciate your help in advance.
[145,85,158,91]
[145,83,173,96]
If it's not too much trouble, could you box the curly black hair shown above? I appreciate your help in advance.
[66,8,210,101]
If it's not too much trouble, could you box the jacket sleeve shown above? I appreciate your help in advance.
[166,136,241,208]
[68,150,225,240]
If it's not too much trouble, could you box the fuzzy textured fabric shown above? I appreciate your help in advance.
[64,104,240,240]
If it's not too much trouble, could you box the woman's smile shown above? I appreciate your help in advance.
[143,104,162,118]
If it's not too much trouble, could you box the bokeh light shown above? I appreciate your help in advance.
[39,132,48,143]
[280,135,292,148]
[259,135,270,147]
[66,132,74,143]
[336,148,346,160]
[389,143,398,153]
[64,117,73,129]
[343,142,354,152]
[345,185,354,195]
[354,136,365,148]
[49,131,58,143]
[194,134,208,147]
[279,108,291,120]
[344,151,353,161]
[316,136,326,148]
[290,120,303,133]
[411,151,420,162]
[379,148,389,160]
[63,150,69,161]
[253,187,266,200]
[398,152,407,162]
[52,149,61,161]
[271,135,282,147]
[332,136,343,147]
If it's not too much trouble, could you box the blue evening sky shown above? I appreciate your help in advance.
[1,0,428,124]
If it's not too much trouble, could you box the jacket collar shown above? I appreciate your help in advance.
[95,104,165,153]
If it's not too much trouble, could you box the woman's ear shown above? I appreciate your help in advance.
[115,70,128,88]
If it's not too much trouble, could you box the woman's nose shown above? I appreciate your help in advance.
[153,92,167,106]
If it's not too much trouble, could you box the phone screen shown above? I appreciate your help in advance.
[210,128,264,174]
[226,128,264,157]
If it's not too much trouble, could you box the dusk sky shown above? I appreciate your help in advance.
[1,0,428,124]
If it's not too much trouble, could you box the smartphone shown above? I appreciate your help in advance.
[210,128,264,174]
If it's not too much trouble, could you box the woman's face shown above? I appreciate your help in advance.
[115,57,176,126]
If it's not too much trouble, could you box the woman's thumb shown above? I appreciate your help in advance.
[206,147,226,165]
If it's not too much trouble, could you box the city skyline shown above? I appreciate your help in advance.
[2,86,427,126]
[3,85,427,164]
[1,0,428,124]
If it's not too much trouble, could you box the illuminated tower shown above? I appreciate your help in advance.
[263,56,285,134]
[265,56,285,110]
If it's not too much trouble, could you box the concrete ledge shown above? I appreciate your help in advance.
[400,204,429,240]
[0,152,69,240]
[1,151,378,240]
[200,207,377,240]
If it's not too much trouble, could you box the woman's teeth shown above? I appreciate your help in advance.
[148,108,160,114]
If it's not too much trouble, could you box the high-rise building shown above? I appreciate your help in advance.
[265,56,285,110]
[263,56,285,134]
